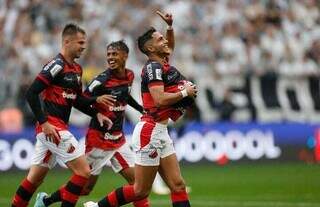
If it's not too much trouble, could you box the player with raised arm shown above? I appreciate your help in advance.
[11,23,113,207]
[35,40,149,207]
[84,11,197,207]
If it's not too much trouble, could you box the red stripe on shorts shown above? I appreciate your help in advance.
[43,150,52,164]
[140,122,156,149]
[114,152,129,169]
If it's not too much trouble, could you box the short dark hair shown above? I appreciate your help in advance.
[62,23,85,38]
[137,27,156,55]
[107,40,129,54]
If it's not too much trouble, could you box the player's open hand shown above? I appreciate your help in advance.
[97,113,113,129]
[41,121,61,145]
[97,94,116,107]
[185,84,198,98]
[156,10,173,26]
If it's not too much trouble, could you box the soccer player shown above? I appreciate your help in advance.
[11,23,113,207]
[35,40,149,207]
[84,11,197,207]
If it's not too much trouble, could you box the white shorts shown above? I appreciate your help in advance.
[131,121,175,166]
[86,142,134,175]
[31,131,84,169]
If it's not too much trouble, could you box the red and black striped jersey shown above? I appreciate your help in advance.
[84,69,134,150]
[35,53,83,131]
[140,60,194,122]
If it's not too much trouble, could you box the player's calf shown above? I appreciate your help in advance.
[11,178,37,207]
[168,178,191,207]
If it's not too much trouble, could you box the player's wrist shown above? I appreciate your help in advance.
[167,25,173,30]
[181,88,188,98]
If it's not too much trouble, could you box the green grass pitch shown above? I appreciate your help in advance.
[1,162,320,207]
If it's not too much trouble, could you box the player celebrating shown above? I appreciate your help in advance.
[11,23,113,207]
[84,11,197,207]
[35,40,149,207]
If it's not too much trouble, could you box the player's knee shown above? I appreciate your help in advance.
[126,176,135,185]
[134,186,150,199]
[28,178,44,187]
[76,167,91,178]
[170,178,186,192]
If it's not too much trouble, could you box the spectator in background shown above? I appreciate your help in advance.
[16,64,35,126]
[2,0,320,124]
[219,89,236,121]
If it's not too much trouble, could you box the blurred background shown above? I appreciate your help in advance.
[1,0,320,206]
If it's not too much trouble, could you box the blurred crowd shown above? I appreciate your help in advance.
[1,0,320,131]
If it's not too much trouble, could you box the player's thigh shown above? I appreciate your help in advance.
[134,164,158,196]
[119,167,135,184]
[86,148,113,176]
[110,142,135,174]
[32,133,58,169]
[26,164,50,187]
[159,153,185,191]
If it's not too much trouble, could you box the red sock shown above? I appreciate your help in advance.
[171,189,191,207]
[11,178,37,207]
[61,174,88,207]
[98,185,138,207]
[133,198,150,207]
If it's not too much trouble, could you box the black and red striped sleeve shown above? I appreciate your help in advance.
[128,95,144,113]
[25,79,48,124]
[73,93,99,117]
[36,58,64,85]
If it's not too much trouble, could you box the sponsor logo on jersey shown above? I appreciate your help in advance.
[88,80,101,92]
[109,105,126,111]
[147,64,153,80]
[155,69,162,80]
[104,132,122,140]
[50,64,63,77]
[62,91,77,99]
[43,60,56,71]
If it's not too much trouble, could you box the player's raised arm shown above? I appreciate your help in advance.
[156,11,174,51]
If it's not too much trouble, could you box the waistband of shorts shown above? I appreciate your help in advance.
[139,120,167,130]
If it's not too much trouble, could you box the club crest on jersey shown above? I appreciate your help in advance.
[62,91,77,99]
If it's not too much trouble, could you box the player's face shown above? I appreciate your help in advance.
[67,32,86,59]
[106,47,127,70]
[151,31,170,56]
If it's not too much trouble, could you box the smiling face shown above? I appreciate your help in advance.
[148,31,171,56]
[106,47,128,70]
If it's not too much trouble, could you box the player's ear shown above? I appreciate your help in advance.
[62,36,70,46]
[146,45,154,53]
[123,52,128,60]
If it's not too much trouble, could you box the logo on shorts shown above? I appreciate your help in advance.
[67,144,75,153]
[148,149,158,159]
